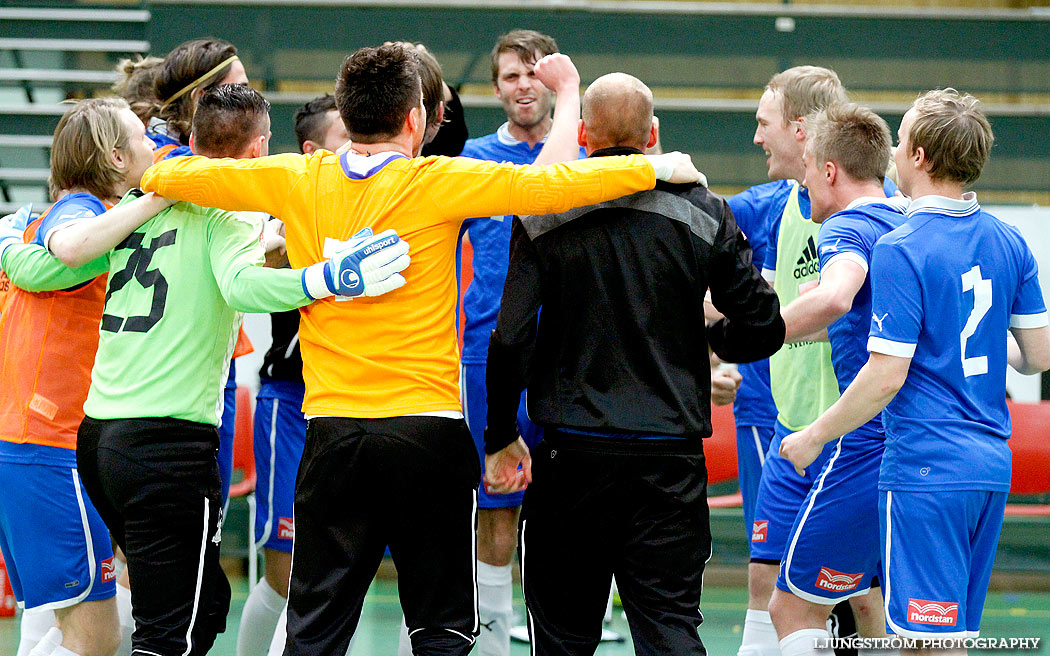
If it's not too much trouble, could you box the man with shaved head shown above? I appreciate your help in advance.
[484,72,785,655]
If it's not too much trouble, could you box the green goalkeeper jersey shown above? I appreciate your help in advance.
[85,195,311,425]
[1,192,312,426]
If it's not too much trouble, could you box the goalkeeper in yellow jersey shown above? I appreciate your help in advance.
[141,43,702,656]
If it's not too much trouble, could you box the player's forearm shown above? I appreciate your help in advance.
[781,289,848,343]
[0,243,106,292]
[1009,325,1050,375]
[532,86,581,167]
[140,154,303,217]
[806,353,908,444]
[221,265,311,313]
[48,193,171,268]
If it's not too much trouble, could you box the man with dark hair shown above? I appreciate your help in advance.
[484,72,784,655]
[457,31,575,654]
[237,91,348,656]
[141,43,701,656]
[1,82,411,656]
[189,82,271,159]
[293,94,347,155]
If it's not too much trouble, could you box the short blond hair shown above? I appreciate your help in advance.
[49,98,133,201]
[767,66,848,125]
[907,88,993,186]
[806,103,891,184]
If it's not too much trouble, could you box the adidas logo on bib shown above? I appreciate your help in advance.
[794,236,819,279]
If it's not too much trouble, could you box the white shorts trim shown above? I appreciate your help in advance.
[30,470,100,611]
[182,498,211,656]
[882,491,971,641]
[783,438,872,604]
[257,398,280,549]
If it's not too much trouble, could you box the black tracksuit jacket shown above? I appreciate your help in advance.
[484,146,785,454]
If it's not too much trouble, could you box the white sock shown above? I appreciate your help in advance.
[26,628,62,656]
[238,579,286,656]
[779,628,833,656]
[116,582,135,656]
[266,606,287,656]
[476,561,513,656]
[397,616,413,656]
[738,609,781,656]
[16,609,56,656]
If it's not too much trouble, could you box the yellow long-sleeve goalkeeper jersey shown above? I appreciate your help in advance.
[140,150,656,418]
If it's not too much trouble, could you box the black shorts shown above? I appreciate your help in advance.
[284,415,480,656]
[77,416,231,656]
[520,432,711,656]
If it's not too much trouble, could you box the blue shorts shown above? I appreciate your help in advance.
[462,363,543,509]
[777,433,883,603]
[217,360,237,507]
[253,379,306,554]
[880,489,1006,640]
[735,423,774,548]
[749,420,837,562]
[0,454,115,609]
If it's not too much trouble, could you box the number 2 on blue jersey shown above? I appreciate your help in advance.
[960,265,991,377]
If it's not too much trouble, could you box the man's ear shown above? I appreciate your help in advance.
[110,146,127,171]
[302,140,319,155]
[577,119,587,148]
[249,134,265,159]
[912,145,928,172]
[647,116,659,149]
[794,116,807,142]
[407,105,422,136]
[188,133,197,154]
[435,100,445,125]
[825,159,838,186]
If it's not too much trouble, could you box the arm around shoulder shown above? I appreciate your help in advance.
[1,242,108,292]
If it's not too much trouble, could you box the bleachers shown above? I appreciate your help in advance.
[0,5,149,211]
[1,0,1049,206]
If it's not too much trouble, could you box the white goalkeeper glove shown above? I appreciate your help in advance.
[301,228,411,300]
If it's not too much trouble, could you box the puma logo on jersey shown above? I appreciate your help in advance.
[815,567,863,592]
[872,312,888,332]
[751,520,768,542]
[820,239,841,255]
[908,599,958,626]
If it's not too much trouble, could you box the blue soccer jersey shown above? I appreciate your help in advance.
[818,196,908,438]
[459,123,584,365]
[868,194,1047,492]
[35,193,106,252]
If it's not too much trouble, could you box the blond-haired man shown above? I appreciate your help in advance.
[781,89,1050,656]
